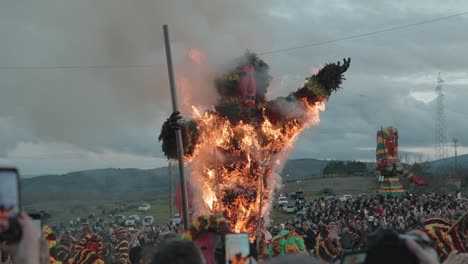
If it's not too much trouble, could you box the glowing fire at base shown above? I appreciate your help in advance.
[186,100,325,240]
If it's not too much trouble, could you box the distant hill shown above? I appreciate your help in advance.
[429,154,468,169]
[281,159,329,180]
[21,167,178,204]
[21,158,333,204]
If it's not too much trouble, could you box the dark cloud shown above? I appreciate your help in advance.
[1,0,467,172]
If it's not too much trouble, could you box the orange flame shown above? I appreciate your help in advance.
[188,48,205,65]
[182,97,326,240]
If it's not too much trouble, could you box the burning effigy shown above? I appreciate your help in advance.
[159,52,351,239]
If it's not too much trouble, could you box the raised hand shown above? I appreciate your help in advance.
[168,111,182,130]
[335,57,351,74]
[411,176,428,186]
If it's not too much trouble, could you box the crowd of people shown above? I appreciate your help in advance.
[1,191,468,264]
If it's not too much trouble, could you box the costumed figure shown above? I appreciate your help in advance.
[159,52,351,238]
[183,214,232,264]
[315,223,341,263]
[57,232,73,263]
[43,226,62,264]
[113,226,130,264]
[267,222,307,257]
[376,126,427,196]
[68,233,108,264]
[422,213,468,261]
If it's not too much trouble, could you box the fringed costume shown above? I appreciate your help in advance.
[314,225,341,263]
[376,127,426,196]
[423,217,467,261]
[57,233,73,263]
[43,226,62,264]
[114,226,130,264]
[68,234,107,264]
[267,229,306,257]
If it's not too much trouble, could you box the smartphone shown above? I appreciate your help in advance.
[341,251,367,264]
[225,233,251,264]
[29,213,42,238]
[0,167,22,243]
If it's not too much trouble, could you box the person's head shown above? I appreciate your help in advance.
[129,246,142,264]
[285,222,295,231]
[150,239,204,264]
[302,221,310,231]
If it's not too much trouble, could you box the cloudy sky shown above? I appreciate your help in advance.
[1,0,467,175]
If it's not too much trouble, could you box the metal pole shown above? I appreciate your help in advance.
[214,149,222,214]
[169,161,173,220]
[256,160,265,253]
[163,24,190,229]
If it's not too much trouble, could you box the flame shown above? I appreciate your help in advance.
[182,96,326,240]
[188,48,205,65]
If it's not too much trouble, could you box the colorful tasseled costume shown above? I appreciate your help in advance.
[68,234,107,264]
[57,233,73,263]
[114,226,130,264]
[314,225,341,263]
[267,230,306,257]
[423,218,467,260]
[43,226,62,264]
[376,127,427,196]
[183,214,231,240]
[183,215,232,264]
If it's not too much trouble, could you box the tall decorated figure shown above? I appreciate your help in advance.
[159,52,351,240]
[376,126,427,196]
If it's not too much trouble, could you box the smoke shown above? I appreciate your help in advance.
[1,0,276,158]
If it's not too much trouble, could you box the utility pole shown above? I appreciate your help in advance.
[435,73,449,161]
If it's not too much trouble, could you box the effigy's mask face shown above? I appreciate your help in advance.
[385,133,398,157]
[237,64,257,107]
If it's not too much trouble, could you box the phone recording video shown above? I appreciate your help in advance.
[225,233,251,264]
[0,167,22,243]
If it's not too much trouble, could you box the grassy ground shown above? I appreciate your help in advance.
[25,176,377,227]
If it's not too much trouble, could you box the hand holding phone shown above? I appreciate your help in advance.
[225,233,251,264]
[0,168,21,243]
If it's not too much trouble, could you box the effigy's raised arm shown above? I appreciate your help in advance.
[158,111,200,160]
[397,165,428,186]
[293,57,351,104]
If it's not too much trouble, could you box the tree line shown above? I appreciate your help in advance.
[322,160,369,176]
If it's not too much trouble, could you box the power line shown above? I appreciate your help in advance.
[0,64,157,70]
[260,11,468,55]
[0,11,467,70]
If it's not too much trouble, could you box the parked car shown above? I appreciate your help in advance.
[170,213,182,225]
[358,193,368,198]
[125,215,140,226]
[277,197,289,206]
[138,203,151,211]
[339,194,353,202]
[143,216,154,226]
[282,205,296,214]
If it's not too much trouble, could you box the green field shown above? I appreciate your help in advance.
[25,176,377,227]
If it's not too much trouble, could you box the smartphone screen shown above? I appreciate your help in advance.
[0,169,20,232]
[341,252,367,264]
[225,233,250,264]
[0,168,21,243]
